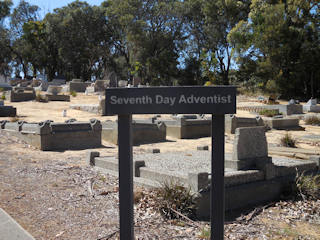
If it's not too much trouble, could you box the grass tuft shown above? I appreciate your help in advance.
[70,91,77,97]
[304,115,320,126]
[154,180,196,220]
[295,171,320,200]
[280,133,296,148]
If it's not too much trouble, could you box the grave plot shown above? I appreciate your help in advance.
[69,79,92,92]
[0,100,16,117]
[0,119,101,150]
[263,117,304,130]
[45,86,70,101]
[303,98,320,113]
[224,114,264,134]
[238,103,303,115]
[5,87,36,102]
[89,126,319,219]
[157,114,211,139]
[101,119,166,145]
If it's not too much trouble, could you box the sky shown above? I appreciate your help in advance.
[12,0,105,17]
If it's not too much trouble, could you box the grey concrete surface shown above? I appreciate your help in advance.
[0,208,35,240]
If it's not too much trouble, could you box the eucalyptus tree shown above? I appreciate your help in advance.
[9,0,40,77]
[44,1,111,81]
[0,0,13,76]
[181,0,250,85]
[104,0,184,85]
[228,0,320,98]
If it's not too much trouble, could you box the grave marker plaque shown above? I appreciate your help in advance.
[105,86,236,240]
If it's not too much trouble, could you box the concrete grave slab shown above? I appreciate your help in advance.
[101,119,166,145]
[0,208,35,240]
[0,119,101,150]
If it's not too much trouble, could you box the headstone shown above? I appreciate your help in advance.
[47,86,63,95]
[288,99,295,105]
[306,98,317,106]
[227,126,272,170]
[118,80,128,87]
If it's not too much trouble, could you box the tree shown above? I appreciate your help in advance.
[181,0,250,85]
[44,1,111,81]
[0,0,13,76]
[229,0,320,98]
[9,0,40,77]
[105,0,184,85]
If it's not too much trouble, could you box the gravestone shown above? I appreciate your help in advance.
[226,126,273,171]
[118,80,128,87]
[303,98,320,113]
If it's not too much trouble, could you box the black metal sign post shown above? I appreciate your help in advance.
[211,115,225,239]
[118,114,134,239]
[105,86,236,240]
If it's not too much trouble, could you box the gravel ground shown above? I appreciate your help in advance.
[1,130,320,239]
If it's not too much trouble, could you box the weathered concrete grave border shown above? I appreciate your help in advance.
[105,86,236,240]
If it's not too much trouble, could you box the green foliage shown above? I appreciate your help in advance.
[295,172,320,200]
[0,88,4,92]
[1,94,5,100]
[280,133,296,148]
[229,0,320,99]
[198,227,210,239]
[304,115,320,126]
[70,91,77,97]
[154,180,196,220]
[258,109,281,117]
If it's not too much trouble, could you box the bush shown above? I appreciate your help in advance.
[70,91,77,97]
[154,180,196,219]
[304,115,320,126]
[280,133,296,148]
[35,92,47,102]
[258,109,281,117]
[295,171,320,200]
[1,94,5,100]
[0,87,4,92]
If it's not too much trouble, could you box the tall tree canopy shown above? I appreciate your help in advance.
[229,0,320,98]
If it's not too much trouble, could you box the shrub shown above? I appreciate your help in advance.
[70,91,77,97]
[1,94,5,100]
[0,87,4,92]
[304,115,320,126]
[280,133,296,148]
[258,109,281,117]
[154,180,196,219]
[294,171,320,200]
[35,92,47,102]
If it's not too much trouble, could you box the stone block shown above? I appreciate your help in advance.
[134,161,145,177]
[0,106,16,117]
[86,151,100,166]
[45,94,70,101]
[69,81,91,92]
[233,126,268,160]
[94,80,109,92]
[147,148,160,153]
[46,86,63,95]
[309,155,320,167]
[197,145,209,151]
[188,172,209,192]
[263,117,303,130]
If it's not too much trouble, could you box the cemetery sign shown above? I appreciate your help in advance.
[105,86,236,240]
[105,86,236,115]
